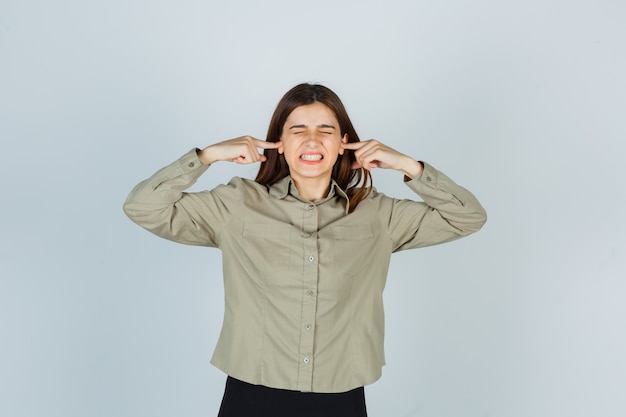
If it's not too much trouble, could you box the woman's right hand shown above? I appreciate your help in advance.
[197,136,282,165]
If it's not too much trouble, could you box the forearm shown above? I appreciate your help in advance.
[405,162,487,234]
[196,145,220,165]
[122,149,214,246]
[398,155,424,180]
[124,149,207,209]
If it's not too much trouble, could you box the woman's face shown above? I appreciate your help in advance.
[278,102,347,187]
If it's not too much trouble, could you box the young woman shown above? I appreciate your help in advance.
[123,83,487,417]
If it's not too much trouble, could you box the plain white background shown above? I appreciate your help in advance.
[1,1,625,416]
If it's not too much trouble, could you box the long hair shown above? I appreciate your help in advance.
[255,83,372,212]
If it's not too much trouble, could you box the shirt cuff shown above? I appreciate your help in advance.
[177,148,210,174]
[404,161,437,186]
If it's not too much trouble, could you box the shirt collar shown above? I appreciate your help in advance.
[268,176,351,214]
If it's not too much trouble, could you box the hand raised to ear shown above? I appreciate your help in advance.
[341,140,423,179]
[197,136,282,165]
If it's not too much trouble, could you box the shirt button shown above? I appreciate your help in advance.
[305,324,312,330]
[188,162,195,168]
[303,357,310,364]
[308,205,315,211]
[307,290,314,296]
[308,255,315,262]
[426,176,432,181]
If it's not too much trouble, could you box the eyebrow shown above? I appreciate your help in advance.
[288,124,337,130]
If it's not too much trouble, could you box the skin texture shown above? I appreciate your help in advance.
[277,102,348,200]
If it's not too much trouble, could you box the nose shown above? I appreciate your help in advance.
[304,131,322,145]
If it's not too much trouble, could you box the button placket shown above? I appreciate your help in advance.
[297,200,319,391]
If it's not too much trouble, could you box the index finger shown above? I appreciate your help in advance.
[340,141,367,150]
[256,139,282,149]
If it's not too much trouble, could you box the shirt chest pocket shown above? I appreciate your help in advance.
[326,224,375,268]
[242,222,292,271]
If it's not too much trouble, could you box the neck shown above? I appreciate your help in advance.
[291,177,331,201]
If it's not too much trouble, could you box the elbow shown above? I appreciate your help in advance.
[122,197,143,223]
[450,204,487,236]
[464,207,488,234]
[122,200,131,218]
[475,211,488,232]
[122,197,134,219]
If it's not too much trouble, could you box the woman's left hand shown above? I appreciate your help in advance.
[341,140,424,179]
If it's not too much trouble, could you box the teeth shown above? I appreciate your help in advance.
[301,154,323,161]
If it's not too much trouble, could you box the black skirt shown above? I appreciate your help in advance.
[217,376,368,417]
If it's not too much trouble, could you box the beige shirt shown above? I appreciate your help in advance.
[123,149,487,393]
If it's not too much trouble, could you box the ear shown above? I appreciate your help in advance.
[278,139,284,154]
[338,134,348,155]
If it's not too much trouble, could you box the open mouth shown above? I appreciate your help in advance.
[300,154,323,161]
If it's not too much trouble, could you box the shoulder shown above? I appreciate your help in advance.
[202,177,269,207]
[348,186,394,213]
[361,186,389,203]
[215,177,269,196]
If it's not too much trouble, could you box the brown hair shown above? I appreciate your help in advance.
[255,83,372,212]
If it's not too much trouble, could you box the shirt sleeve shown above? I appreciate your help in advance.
[386,162,487,252]
[122,148,232,247]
